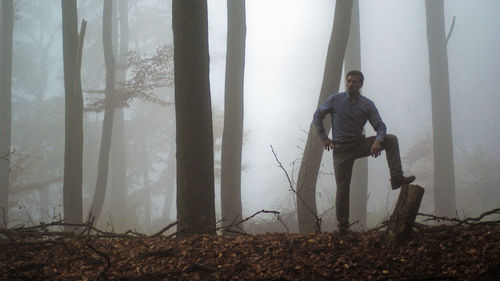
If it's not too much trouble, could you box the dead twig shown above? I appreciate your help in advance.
[1,218,151,243]
[446,16,456,44]
[218,209,290,234]
[150,221,180,237]
[368,207,500,233]
[270,145,321,232]
[417,207,500,226]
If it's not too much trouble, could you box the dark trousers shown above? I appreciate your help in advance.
[333,134,403,231]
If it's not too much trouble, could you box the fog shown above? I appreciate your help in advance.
[4,0,500,232]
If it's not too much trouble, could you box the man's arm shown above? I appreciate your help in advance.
[368,101,387,157]
[313,95,335,150]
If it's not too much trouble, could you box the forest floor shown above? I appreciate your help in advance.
[1,220,499,281]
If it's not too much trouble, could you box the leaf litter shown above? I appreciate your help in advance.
[1,223,498,280]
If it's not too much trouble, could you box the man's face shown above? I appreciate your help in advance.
[346,75,363,95]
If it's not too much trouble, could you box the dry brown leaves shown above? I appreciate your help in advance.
[1,224,499,281]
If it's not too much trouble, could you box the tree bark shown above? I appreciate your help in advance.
[62,0,84,224]
[0,0,13,226]
[173,0,216,236]
[425,0,456,217]
[296,1,353,233]
[221,0,246,233]
[387,185,425,243]
[344,0,367,230]
[161,154,176,222]
[110,0,129,230]
[89,0,116,222]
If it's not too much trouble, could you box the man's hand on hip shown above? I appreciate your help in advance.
[370,140,382,158]
[323,139,334,151]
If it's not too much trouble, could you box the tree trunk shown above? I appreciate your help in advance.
[387,185,425,243]
[161,153,176,222]
[296,1,353,233]
[425,0,456,217]
[62,0,84,224]
[89,0,116,222]
[0,0,13,226]
[344,0,367,230]
[221,0,246,233]
[110,0,129,230]
[141,134,151,227]
[173,0,216,236]
[36,29,58,220]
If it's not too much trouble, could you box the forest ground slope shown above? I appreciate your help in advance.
[1,221,499,280]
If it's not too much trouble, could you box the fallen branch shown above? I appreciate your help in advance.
[0,218,156,243]
[369,207,500,233]
[150,220,180,237]
[417,207,500,226]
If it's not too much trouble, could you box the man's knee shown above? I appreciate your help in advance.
[384,134,398,145]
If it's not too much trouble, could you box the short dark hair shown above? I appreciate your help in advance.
[346,70,364,83]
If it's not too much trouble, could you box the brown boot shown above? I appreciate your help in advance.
[391,175,416,190]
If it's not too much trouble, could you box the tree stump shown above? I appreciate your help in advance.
[387,184,425,243]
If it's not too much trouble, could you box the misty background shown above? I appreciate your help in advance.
[4,0,500,233]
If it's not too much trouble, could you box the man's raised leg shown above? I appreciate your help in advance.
[383,134,415,189]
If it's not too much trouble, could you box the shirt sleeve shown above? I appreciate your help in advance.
[367,101,387,143]
[313,95,335,141]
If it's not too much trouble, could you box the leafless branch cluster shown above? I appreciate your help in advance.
[0,208,293,244]
[1,150,29,163]
[417,207,500,226]
[0,217,158,246]
[369,207,500,233]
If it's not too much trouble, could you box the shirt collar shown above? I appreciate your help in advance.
[345,92,361,101]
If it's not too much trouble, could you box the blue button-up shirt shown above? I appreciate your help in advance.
[313,92,386,143]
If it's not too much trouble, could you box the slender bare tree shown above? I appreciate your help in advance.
[89,0,116,222]
[425,0,456,217]
[296,0,353,233]
[110,0,129,230]
[221,0,246,233]
[0,0,14,226]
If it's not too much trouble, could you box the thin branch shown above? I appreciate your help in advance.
[0,153,9,162]
[270,145,321,232]
[368,207,500,233]
[0,217,155,242]
[150,220,180,237]
[417,207,500,226]
[446,16,456,44]
[217,209,290,234]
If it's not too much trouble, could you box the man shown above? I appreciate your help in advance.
[313,70,415,235]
